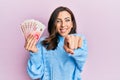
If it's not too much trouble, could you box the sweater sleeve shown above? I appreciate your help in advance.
[27,38,45,79]
[69,34,88,72]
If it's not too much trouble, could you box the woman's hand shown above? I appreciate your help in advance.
[64,35,82,54]
[24,34,38,53]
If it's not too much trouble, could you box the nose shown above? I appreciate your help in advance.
[61,21,66,27]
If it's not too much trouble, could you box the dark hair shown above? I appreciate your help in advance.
[42,6,77,50]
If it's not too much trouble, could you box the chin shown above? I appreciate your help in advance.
[59,33,68,37]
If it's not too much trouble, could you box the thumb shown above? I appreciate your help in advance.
[64,45,74,54]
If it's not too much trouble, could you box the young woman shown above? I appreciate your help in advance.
[24,6,88,80]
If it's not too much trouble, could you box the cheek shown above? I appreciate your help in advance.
[68,23,73,30]
[67,22,73,27]
[68,27,72,32]
[56,25,60,32]
[68,26,73,33]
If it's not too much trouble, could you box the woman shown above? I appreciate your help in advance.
[24,6,88,80]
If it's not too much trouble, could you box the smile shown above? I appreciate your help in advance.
[60,28,67,33]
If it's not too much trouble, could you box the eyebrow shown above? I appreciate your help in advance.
[57,17,71,20]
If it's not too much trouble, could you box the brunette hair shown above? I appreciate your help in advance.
[42,6,77,50]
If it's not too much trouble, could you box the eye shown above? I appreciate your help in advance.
[65,19,71,22]
[56,20,62,23]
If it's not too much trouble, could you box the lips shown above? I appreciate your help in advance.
[60,28,67,33]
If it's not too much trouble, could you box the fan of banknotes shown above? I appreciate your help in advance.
[20,19,46,40]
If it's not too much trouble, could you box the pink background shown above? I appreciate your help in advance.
[0,0,120,80]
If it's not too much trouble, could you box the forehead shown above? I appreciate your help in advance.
[57,11,71,19]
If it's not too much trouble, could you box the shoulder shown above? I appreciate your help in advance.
[38,36,47,43]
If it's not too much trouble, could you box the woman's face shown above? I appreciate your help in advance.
[55,11,73,37]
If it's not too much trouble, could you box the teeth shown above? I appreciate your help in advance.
[60,29,66,33]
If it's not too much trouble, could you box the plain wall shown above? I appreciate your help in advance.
[0,0,120,80]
